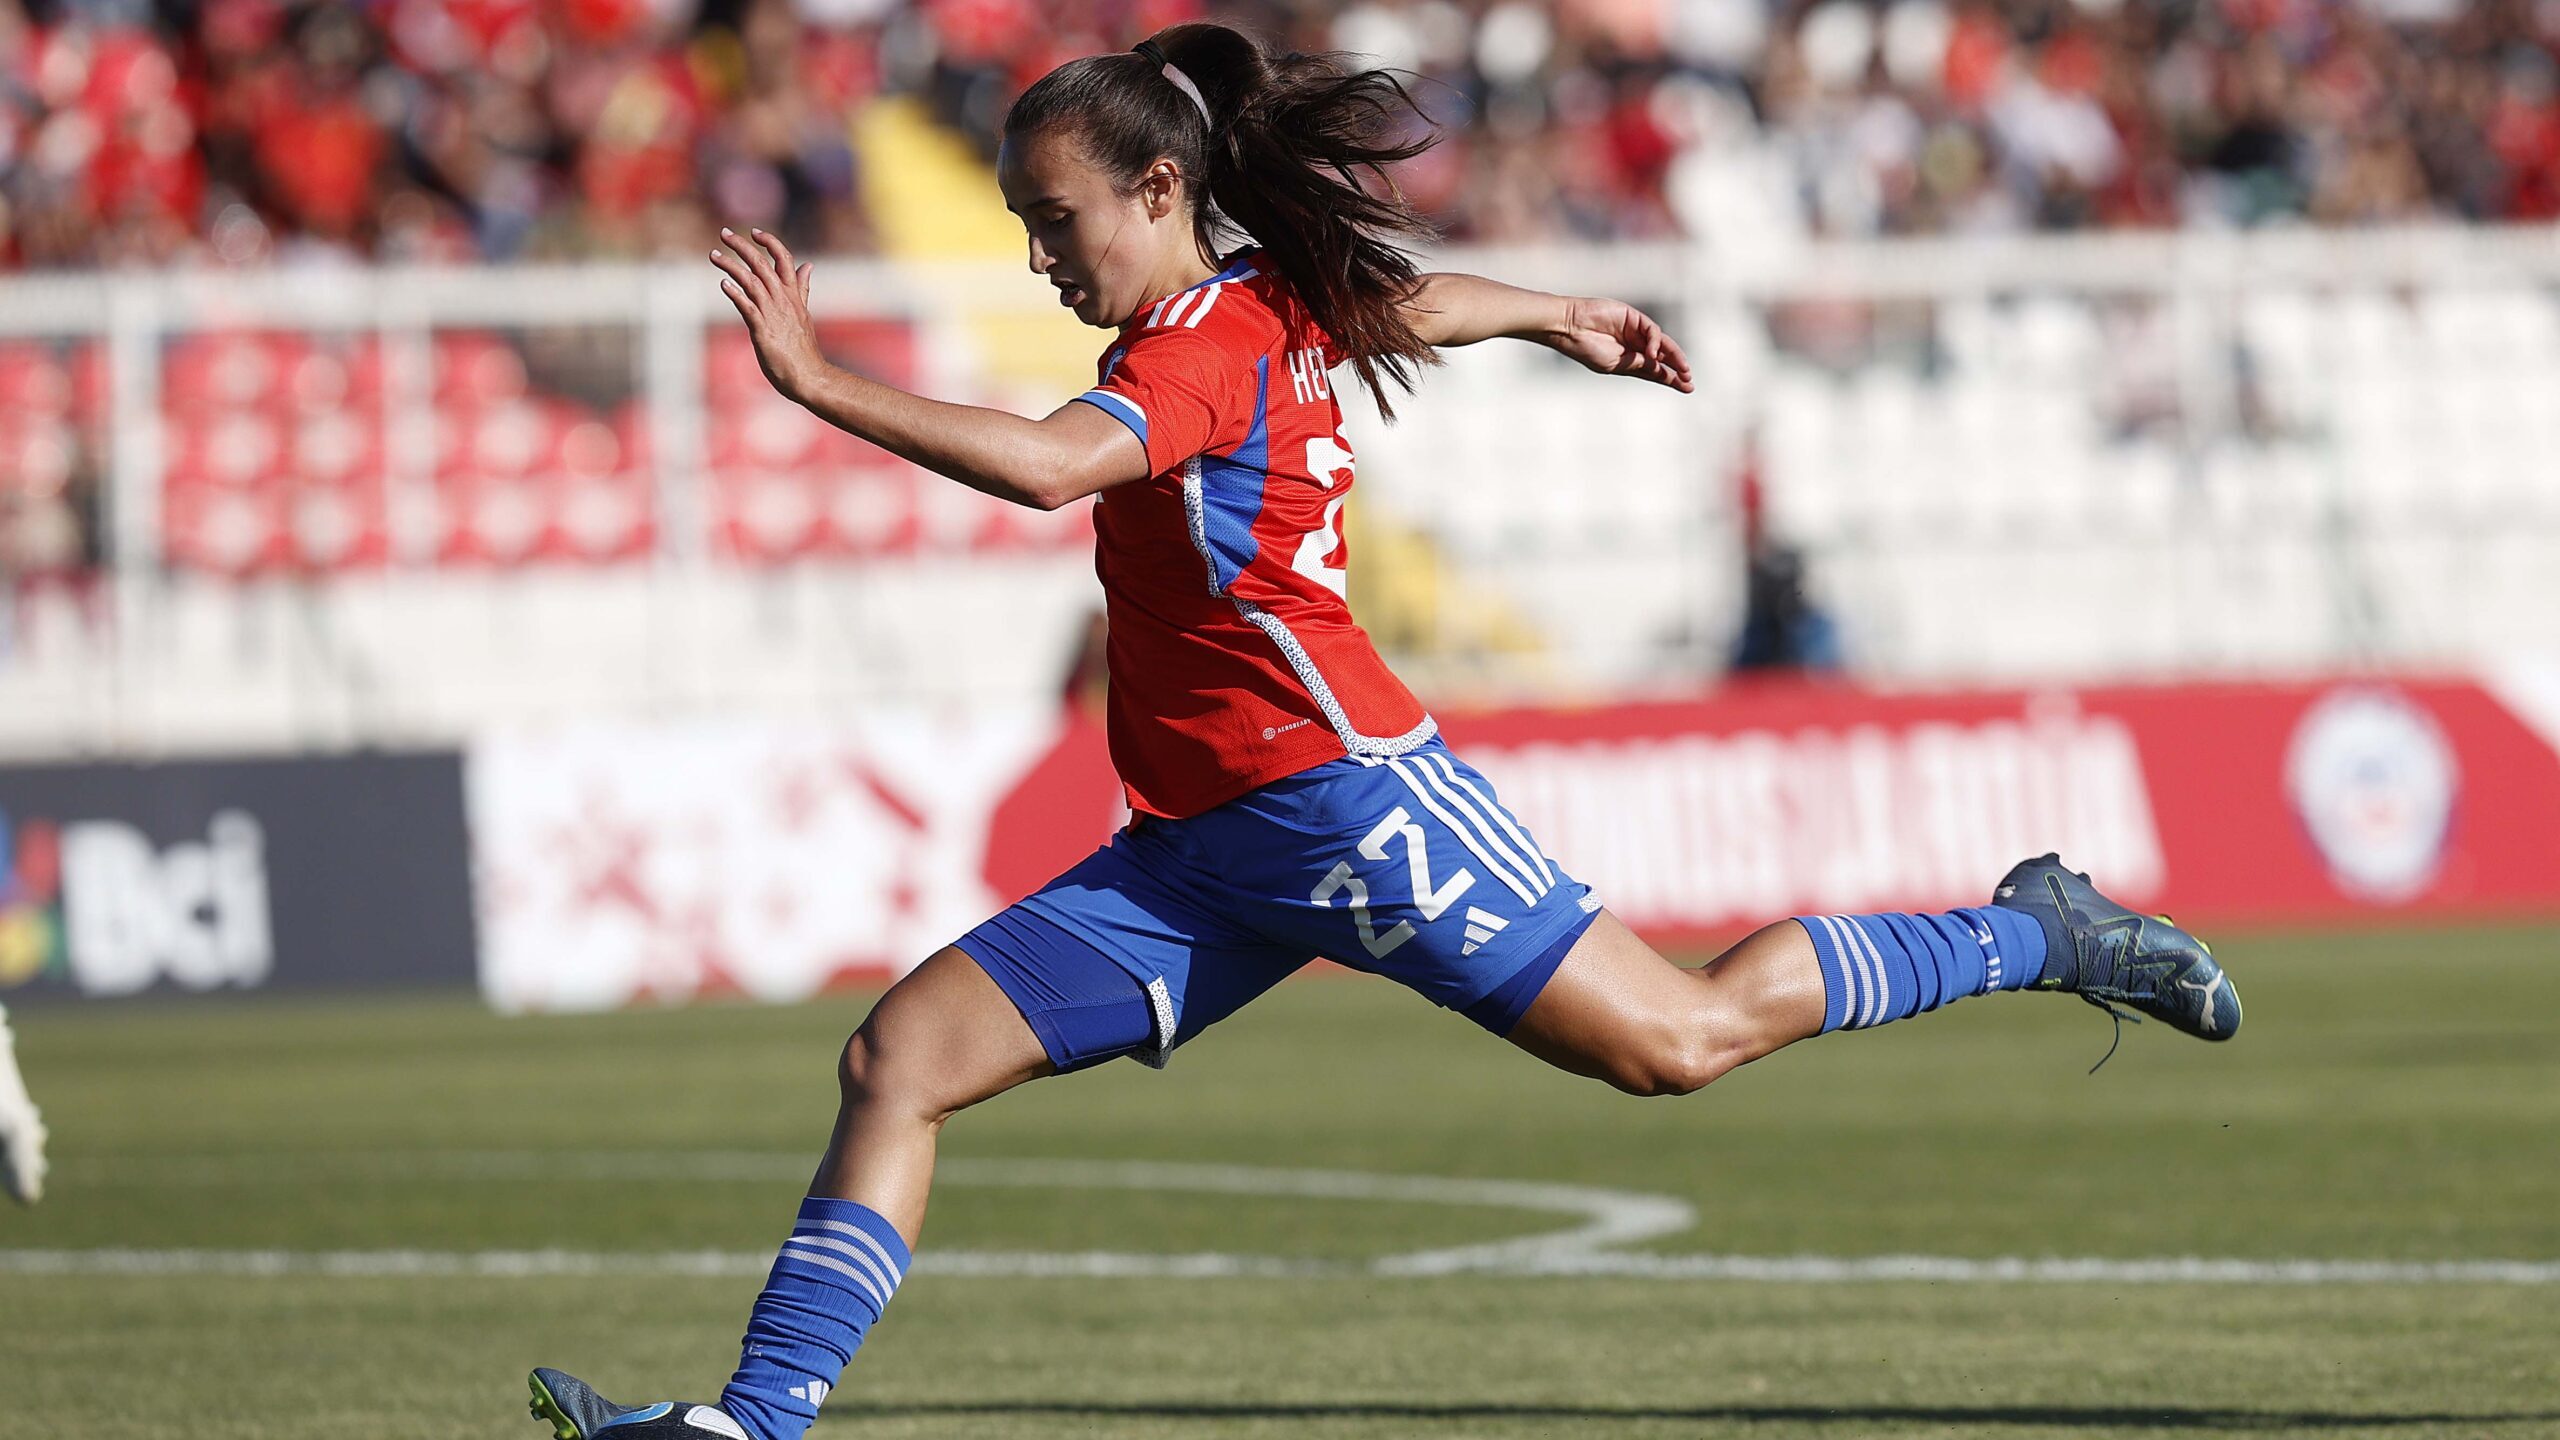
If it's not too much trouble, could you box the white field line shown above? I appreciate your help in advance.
[5,1248,2556,1285]
[21,1153,2558,1285]
[941,1158,1697,1270]
[57,1152,1696,1271]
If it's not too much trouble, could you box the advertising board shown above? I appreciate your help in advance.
[470,671,2560,1010]
[0,753,477,1001]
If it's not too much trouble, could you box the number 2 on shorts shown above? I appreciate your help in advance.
[1309,805,1478,958]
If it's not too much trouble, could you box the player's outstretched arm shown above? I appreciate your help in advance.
[1401,273,1694,393]
[710,228,1146,511]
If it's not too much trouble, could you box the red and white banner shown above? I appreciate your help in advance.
[1436,670,2560,945]
[468,712,1122,1012]
[470,669,2560,1009]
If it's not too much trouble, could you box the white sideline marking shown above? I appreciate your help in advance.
[5,1248,2557,1285]
[20,1153,2557,1285]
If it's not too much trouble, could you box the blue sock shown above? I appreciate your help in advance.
[718,1197,910,1440]
[1794,907,2046,1034]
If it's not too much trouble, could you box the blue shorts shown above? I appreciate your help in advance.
[951,735,1601,1072]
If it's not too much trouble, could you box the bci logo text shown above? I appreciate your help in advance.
[0,807,273,996]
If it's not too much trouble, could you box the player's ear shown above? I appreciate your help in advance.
[1140,160,1184,221]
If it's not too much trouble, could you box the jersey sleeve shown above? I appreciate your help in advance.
[1072,328,1239,477]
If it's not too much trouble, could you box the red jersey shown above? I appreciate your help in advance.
[1070,249,1436,820]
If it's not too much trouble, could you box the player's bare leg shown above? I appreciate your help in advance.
[1508,855,2242,1096]
[1506,910,1825,1096]
[531,948,1053,1439]
[811,945,1056,1238]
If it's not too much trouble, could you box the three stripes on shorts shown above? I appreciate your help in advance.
[1359,748,1558,906]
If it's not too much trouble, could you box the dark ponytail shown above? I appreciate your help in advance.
[1003,23,1442,419]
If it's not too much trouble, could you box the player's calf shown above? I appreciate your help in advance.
[1507,913,1818,1096]
[1587,1021,1725,1098]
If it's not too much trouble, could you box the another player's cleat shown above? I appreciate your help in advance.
[0,1091,43,1206]
[1994,854,2242,1058]
[527,1368,749,1439]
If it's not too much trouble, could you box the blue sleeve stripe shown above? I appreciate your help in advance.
[1073,390,1148,448]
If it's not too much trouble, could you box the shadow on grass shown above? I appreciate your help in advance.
[853,1400,2560,1431]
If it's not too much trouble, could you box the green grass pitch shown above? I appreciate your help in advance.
[4,923,2557,1439]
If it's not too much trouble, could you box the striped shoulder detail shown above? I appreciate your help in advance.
[1141,279,1239,332]
[1137,254,1266,333]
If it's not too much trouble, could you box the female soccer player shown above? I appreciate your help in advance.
[529,24,2239,1439]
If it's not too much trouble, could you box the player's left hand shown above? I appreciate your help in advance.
[1550,296,1694,393]
[710,227,824,402]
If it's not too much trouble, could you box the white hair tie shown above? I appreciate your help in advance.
[1133,40,1212,127]
[1161,62,1212,126]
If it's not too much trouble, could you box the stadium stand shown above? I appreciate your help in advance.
[9,0,2560,275]
[6,1,2560,752]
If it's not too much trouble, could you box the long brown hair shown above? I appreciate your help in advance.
[1003,22,1443,419]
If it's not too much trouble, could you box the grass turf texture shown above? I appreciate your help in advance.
[4,922,2556,1438]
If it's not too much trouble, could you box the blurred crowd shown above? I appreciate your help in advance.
[5,0,2560,273]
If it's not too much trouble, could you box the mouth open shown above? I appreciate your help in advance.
[1054,281,1086,308]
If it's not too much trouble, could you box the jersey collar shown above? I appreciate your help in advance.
[1122,248,1261,331]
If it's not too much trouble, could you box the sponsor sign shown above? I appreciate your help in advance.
[1449,694,2165,932]
[468,711,1121,1012]
[0,754,476,1000]
[1433,676,2560,939]
[471,672,2560,1010]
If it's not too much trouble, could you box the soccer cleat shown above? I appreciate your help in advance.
[527,1368,749,1439]
[1994,853,2242,1054]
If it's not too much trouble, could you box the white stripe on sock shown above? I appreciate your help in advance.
[1814,915,1860,1027]
[778,1246,890,1312]
[1844,917,1894,1028]
[785,1232,899,1297]
[1826,915,1883,1029]
[795,1218,907,1284]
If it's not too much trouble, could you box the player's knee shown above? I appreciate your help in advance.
[836,1023,957,1125]
[1605,1025,1730,1098]
[836,1026,883,1105]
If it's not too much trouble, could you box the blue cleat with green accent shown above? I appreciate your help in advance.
[528,1368,749,1440]
[1994,853,2242,1049]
